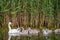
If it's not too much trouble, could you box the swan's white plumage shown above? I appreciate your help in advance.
[8,22,21,40]
[8,29,20,34]
[8,22,20,36]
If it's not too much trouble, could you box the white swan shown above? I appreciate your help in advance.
[8,22,20,40]
[8,22,20,35]
[54,29,60,34]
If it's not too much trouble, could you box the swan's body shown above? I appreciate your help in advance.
[54,29,60,34]
[42,29,52,36]
[20,27,40,36]
[42,29,52,39]
[8,29,20,34]
[21,27,28,36]
[28,28,40,35]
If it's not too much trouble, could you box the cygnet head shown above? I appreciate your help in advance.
[21,27,24,31]
[28,27,31,30]
[21,27,24,29]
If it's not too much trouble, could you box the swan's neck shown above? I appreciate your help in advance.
[8,24,11,30]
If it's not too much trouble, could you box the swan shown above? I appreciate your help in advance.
[20,27,29,36]
[8,22,21,40]
[42,29,52,39]
[42,29,52,36]
[8,22,20,35]
[54,29,60,34]
[20,27,40,36]
[28,27,40,35]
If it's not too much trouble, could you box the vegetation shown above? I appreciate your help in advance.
[0,0,60,40]
[0,0,60,28]
[0,0,60,29]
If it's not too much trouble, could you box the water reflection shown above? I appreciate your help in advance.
[8,32,39,40]
[1,32,60,40]
[8,33,20,40]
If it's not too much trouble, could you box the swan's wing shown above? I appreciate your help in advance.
[9,29,20,34]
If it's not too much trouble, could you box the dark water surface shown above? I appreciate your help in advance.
[0,28,60,40]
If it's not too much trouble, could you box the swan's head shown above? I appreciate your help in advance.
[8,22,12,25]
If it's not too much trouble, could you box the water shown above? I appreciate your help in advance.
[1,28,60,40]
[8,33,40,40]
